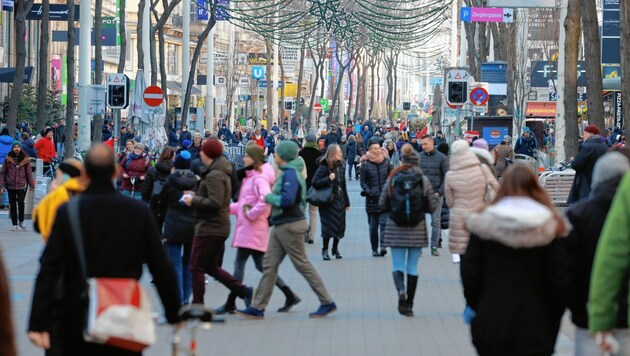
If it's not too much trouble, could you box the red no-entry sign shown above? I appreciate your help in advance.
[314,103,322,112]
[143,85,165,107]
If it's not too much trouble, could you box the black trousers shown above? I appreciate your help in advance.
[7,188,26,225]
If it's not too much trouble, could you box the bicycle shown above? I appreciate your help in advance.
[166,304,224,356]
[42,157,60,179]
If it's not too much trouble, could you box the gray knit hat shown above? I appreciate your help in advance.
[591,152,630,190]
[305,133,317,143]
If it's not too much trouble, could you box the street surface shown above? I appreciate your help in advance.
[4,180,575,355]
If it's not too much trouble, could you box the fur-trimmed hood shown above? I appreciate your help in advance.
[465,197,558,248]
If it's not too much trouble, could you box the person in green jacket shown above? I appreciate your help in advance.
[590,171,630,353]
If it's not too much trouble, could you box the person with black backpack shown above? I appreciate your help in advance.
[142,146,175,232]
[379,144,439,317]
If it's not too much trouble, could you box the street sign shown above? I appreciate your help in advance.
[430,77,444,87]
[87,85,106,115]
[460,7,514,23]
[239,77,250,87]
[106,73,129,109]
[320,98,329,111]
[473,106,486,113]
[251,66,265,80]
[258,80,283,88]
[470,87,489,106]
[143,85,164,107]
[446,68,470,106]
[314,103,322,112]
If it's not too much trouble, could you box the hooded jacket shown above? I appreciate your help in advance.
[445,146,499,254]
[265,157,306,226]
[142,159,174,202]
[160,169,198,244]
[0,134,13,164]
[119,152,150,191]
[568,135,608,203]
[192,156,233,236]
[230,167,274,252]
[514,132,538,157]
[298,142,322,189]
[312,158,350,238]
[34,136,56,163]
[462,197,567,356]
[0,153,34,190]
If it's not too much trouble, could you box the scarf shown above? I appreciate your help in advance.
[7,150,25,163]
[365,148,386,164]
[303,142,319,150]
[124,152,142,167]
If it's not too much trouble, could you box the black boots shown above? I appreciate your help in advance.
[404,275,418,317]
[392,271,407,315]
[323,238,341,260]
[215,293,237,315]
[322,249,331,260]
[332,238,342,259]
[277,286,301,312]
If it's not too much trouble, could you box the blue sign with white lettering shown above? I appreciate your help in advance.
[197,4,208,21]
[252,66,265,80]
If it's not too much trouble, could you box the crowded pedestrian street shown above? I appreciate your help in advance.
[3,179,576,356]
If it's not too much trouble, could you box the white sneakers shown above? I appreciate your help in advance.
[11,225,18,231]
[18,222,26,231]
[10,222,26,231]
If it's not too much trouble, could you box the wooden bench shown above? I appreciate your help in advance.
[539,171,575,207]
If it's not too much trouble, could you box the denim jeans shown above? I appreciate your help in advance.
[56,142,65,158]
[368,212,388,251]
[233,248,286,288]
[121,190,142,200]
[347,162,357,179]
[391,247,422,276]
[429,198,443,248]
[165,242,192,305]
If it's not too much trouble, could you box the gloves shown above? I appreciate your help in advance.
[360,191,368,197]
[463,306,476,325]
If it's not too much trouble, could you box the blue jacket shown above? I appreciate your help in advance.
[0,135,14,164]
[514,134,538,157]
[22,139,36,158]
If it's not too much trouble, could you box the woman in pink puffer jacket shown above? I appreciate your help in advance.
[214,144,301,315]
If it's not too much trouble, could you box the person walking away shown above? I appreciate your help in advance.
[215,145,301,314]
[514,127,539,158]
[493,135,513,179]
[119,142,150,200]
[28,144,181,355]
[560,151,630,355]
[311,144,350,260]
[445,140,499,256]
[54,121,66,158]
[32,160,85,242]
[20,132,36,158]
[142,146,175,231]
[0,141,35,230]
[383,138,400,167]
[236,140,337,319]
[379,144,439,316]
[181,138,253,306]
[344,135,360,180]
[419,134,448,256]
[159,151,198,306]
[0,128,15,165]
[461,165,569,356]
[34,128,57,173]
[568,125,608,204]
[299,133,323,244]
[361,138,393,256]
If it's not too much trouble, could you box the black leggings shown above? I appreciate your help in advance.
[323,237,340,251]
[7,188,27,225]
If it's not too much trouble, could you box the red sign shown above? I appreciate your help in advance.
[143,85,164,107]
[525,102,556,117]
[490,129,502,138]
[469,87,489,106]
[314,103,322,112]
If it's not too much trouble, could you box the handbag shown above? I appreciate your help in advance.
[306,185,334,206]
[479,164,496,203]
[67,199,156,352]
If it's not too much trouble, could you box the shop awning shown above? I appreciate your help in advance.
[525,102,556,118]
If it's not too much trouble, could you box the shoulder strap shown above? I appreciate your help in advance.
[67,198,88,282]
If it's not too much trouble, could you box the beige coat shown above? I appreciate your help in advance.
[445,149,500,254]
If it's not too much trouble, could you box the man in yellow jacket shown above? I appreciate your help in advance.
[32,159,86,242]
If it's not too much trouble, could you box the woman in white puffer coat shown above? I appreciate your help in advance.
[445,140,500,255]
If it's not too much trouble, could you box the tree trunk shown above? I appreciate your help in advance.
[347,66,353,122]
[621,0,630,130]
[7,0,34,136]
[265,40,273,126]
[369,60,375,118]
[92,0,104,143]
[36,0,49,132]
[565,0,581,159]
[151,0,181,87]
[329,49,349,126]
[137,0,145,70]
[159,27,169,131]
[117,0,126,73]
[295,41,306,122]
[353,56,361,120]
[306,60,320,130]
[65,0,76,158]
[181,18,216,128]
[580,0,604,128]
[280,59,285,123]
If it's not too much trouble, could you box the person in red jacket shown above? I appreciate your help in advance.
[119,142,150,200]
[34,128,56,164]
[252,129,265,148]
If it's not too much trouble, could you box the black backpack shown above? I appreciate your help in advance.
[389,169,425,226]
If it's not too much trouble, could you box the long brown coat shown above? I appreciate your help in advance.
[445,149,500,255]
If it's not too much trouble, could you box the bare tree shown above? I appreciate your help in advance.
[36,0,49,132]
[305,34,327,129]
[564,0,581,159]
[265,40,273,128]
[137,0,145,70]
[329,45,353,125]
[294,40,306,123]
[65,0,76,158]
[7,0,35,136]
[92,0,104,143]
[580,0,604,128]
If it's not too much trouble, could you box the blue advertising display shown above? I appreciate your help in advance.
[483,127,509,146]
[197,4,208,21]
[216,0,229,21]
[602,0,620,64]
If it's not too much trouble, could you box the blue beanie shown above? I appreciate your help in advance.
[174,150,192,169]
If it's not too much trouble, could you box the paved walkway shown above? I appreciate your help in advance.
[3,180,575,355]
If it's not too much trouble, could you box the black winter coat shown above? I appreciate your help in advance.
[299,145,322,189]
[312,159,350,238]
[568,135,608,203]
[142,160,173,202]
[419,149,448,195]
[440,196,449,229]
[28,183,180,355]
[360,159,392,213]
[160,169,198,244]
[562,176,629,329]
[344,141,359,164]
